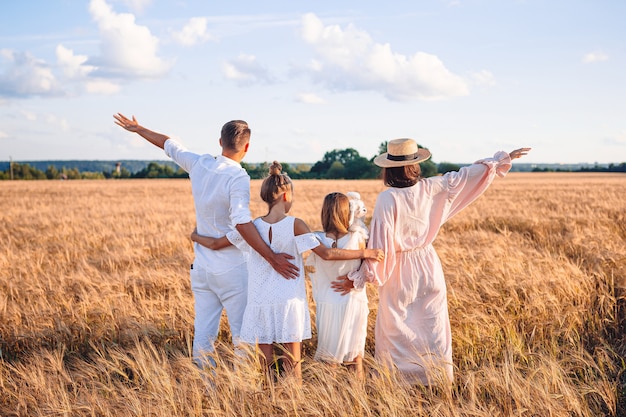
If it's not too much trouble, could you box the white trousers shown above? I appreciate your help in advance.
[190,262,247,368]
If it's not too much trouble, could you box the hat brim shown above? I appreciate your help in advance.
[373,148,432,168]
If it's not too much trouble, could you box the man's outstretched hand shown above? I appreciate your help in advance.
[114,113,140,133]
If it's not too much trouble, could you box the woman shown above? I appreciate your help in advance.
[332,138,530,385]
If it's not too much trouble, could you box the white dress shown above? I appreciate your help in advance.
[305,232,369,363]
[228,216,319,344]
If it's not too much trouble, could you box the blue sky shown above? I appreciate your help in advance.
[1,0,624,165]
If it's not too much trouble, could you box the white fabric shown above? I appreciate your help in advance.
[306,232,369,363]
[164,139,252,273]
[229,216,319,344]
[355,151,512,384]
[164,138,251,368]
[189,262,248,368]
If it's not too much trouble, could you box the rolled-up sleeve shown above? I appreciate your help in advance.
[229,174,253,226]
[164,139,200,173]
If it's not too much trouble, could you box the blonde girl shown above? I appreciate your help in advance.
[305,192,373,379]
[192,162,383,382]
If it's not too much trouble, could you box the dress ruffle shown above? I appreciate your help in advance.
[240,299,311,344]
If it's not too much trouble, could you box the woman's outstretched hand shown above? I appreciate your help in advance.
[509,147,531,160]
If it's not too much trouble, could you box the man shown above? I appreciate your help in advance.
[114,113,298,367]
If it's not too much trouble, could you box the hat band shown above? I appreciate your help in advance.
[387,152,420,162]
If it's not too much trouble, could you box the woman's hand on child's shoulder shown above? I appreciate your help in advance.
[365,249,384,262]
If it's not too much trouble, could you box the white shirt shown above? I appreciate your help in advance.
[164,139,252,273]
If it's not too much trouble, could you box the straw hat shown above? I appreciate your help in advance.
[373,138,431,168]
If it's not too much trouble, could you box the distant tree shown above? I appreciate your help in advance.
[420,160,437,178]
[45,165,59,179]
[326,161,346,179]
[241,161,267,179]
[437,162,461,174]
[109,167,132,178]
[62,167,82,180]
[377,141,388,156]
[81,171,106,179]
[243,161,309,179]
[311,148,362,177]
[133,162,177,178]
[345,155,379,179]
[310,148,380,179]
[3,163,47,180]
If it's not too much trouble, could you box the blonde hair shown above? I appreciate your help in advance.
[321,192,350,235]
[259,161,293,208]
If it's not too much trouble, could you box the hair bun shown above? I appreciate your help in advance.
[269,161,282,176]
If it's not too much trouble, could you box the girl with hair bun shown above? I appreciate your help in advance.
[191,161,384,383]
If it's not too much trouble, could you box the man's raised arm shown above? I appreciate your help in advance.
[114,113,169,149]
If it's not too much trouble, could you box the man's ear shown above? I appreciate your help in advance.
[219,138,223,147]
[244,142,250,153]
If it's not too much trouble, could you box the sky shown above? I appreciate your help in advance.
[1,0,625,165]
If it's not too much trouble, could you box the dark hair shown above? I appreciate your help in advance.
[220,120,251,151]
[383,164,422,188]
[321,192,350,235]
[260,161,293,208]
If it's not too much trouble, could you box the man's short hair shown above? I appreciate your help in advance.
[221,120,251,151]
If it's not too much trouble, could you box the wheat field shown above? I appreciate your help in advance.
[0,173,624,416]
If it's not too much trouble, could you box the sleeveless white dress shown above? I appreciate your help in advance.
[306,231,369,363]
[228,216,319,344]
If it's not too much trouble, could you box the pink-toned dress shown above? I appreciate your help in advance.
[351,151,512,384]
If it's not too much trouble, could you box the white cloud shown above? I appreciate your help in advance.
[471,70,496,87]
[56,45,96,79]
[89,0,172,78]
[583,51,608,64]
[0,49,61,97]
[56,44,121,95]
[117,0,152,13]
[296,92,325,104]
[172,17,215,46]
[0,130,8,139]
[300,13,469,101]
[21,110,37,121]
[603,130,626,146]
[222,54,274,85]
[45,114,70,132]
[86,79,121,94]
[0,0,167,98]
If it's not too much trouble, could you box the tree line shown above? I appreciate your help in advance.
[532,162,626,173]
[0,161,188,180]
[3,142,624,181]
[1,142,458,181]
